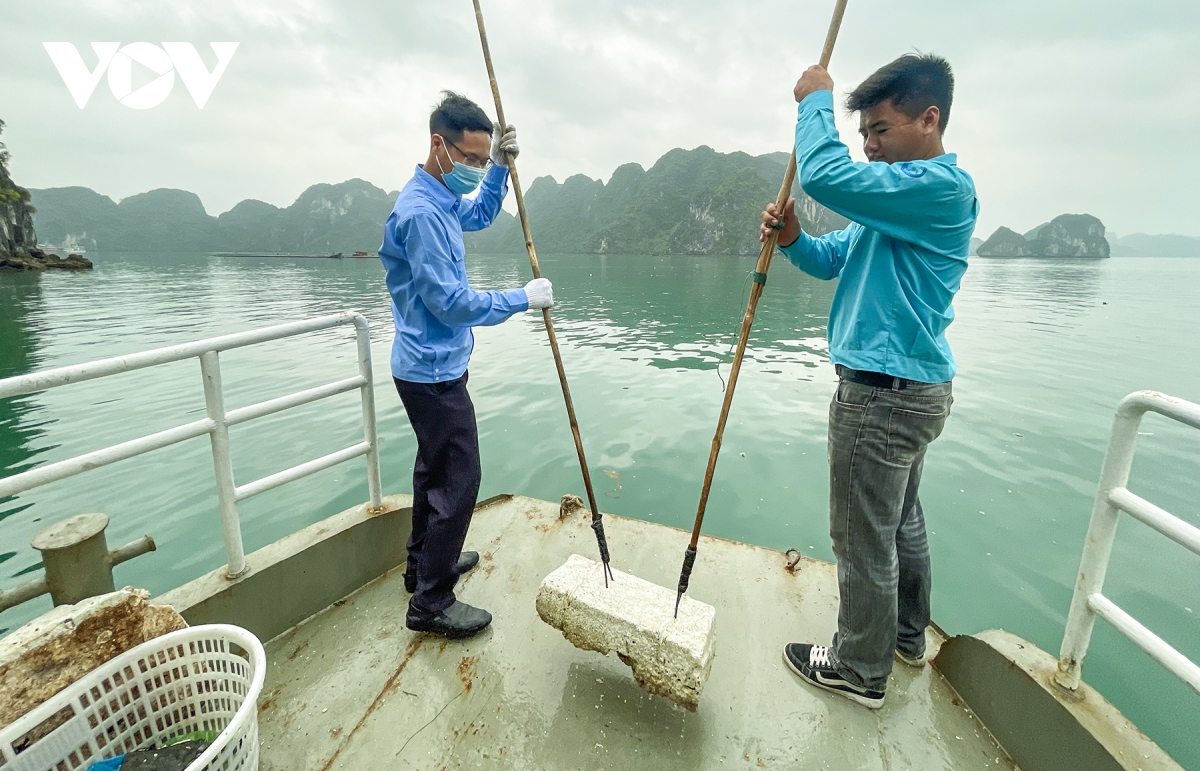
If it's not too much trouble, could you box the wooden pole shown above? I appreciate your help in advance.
[675,0,850,615]
[472,0,613,585]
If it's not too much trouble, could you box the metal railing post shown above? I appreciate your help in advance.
[1055,404,1145,690]
[200,350,247,578]
[354,315,384,511]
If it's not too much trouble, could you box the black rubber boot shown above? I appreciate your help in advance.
[404,551,480,593]
[406,599,492,639]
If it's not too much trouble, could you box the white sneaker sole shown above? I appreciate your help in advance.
[783,648,884,710]
[895,649,927,668]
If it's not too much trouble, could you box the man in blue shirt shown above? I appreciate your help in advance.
[760,54,978,707]
[379,92,553,639]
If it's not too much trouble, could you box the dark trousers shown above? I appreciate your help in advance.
[826,375,953,690]
[394,372,482,613]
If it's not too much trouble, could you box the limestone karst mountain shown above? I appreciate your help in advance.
[30,146,847,256]
[977,214,1110,258]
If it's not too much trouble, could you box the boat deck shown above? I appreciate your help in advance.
[257,495,1016,770]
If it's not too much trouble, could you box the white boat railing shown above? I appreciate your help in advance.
[1056,390,1200,696]
[0,312,383,579]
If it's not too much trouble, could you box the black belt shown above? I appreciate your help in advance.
[836,365,922,391]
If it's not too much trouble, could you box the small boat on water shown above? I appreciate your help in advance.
[213,252,344,259]
[0,313,1193,770]
[34,244,86,255]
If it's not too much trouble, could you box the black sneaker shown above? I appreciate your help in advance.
[783,643,885,709]
[406,599,492,639]
[894,647,926,668]
[404,551,481,593]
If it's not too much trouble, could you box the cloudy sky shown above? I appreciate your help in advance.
[2,0,1197,238]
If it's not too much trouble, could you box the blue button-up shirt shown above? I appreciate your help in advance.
[779,90,979,383]
[379,164,528,383]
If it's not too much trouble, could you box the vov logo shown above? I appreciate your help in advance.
[43,42,239,109]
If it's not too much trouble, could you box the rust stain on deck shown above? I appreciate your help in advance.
[317,636,425,771]
[456,655,479,693]
[258,686,282,713]
[286,639,310,661]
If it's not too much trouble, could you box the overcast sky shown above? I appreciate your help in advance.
[2,0,1197,238]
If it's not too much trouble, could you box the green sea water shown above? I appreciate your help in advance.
[1,252,1197,766]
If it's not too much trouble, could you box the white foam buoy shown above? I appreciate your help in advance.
[536,554,716,711]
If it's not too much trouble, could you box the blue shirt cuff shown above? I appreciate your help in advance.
[508,287,530,311]
[797,89,834,117]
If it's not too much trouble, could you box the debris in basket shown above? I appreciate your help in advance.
[122,740,211,770]
[85,739,212,770]
[163,731,219,747]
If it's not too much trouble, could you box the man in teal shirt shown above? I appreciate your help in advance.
[761,54,978,708]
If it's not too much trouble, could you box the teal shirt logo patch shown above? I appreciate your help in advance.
[899,163,927,178]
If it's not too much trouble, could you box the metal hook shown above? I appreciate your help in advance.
[784,548,802,573]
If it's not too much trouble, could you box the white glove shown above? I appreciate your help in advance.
[524,277,553,310]
[490,122,519,168]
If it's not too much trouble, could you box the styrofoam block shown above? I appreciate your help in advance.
[536,554,716,711]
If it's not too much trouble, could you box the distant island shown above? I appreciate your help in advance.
[977,214,1110,258]
[971,222,1200,259]
[30,180,398,258]
[28,146,847,257]
[1107,232,1200,258]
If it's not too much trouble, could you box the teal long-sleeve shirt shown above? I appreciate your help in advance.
[779,90,979,383]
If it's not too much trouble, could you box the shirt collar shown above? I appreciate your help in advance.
[931,153,957,166]
[412,164,459,212]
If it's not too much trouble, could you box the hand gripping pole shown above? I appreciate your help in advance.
[472,0,614,586]
[674,0,850,616]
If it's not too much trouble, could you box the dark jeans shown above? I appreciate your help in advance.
[826,375,952,690]
[394,371,482,613]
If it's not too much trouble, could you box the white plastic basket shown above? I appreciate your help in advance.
[0,624,266,771]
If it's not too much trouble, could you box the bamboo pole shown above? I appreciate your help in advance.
[472,0,614,585]
[675,0,850,615]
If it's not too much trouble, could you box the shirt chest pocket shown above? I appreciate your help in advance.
[448,231,467,272]
[448,247,468,290]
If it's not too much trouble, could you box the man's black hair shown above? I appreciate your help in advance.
[845,53,954,133]
[429,91,493,143]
